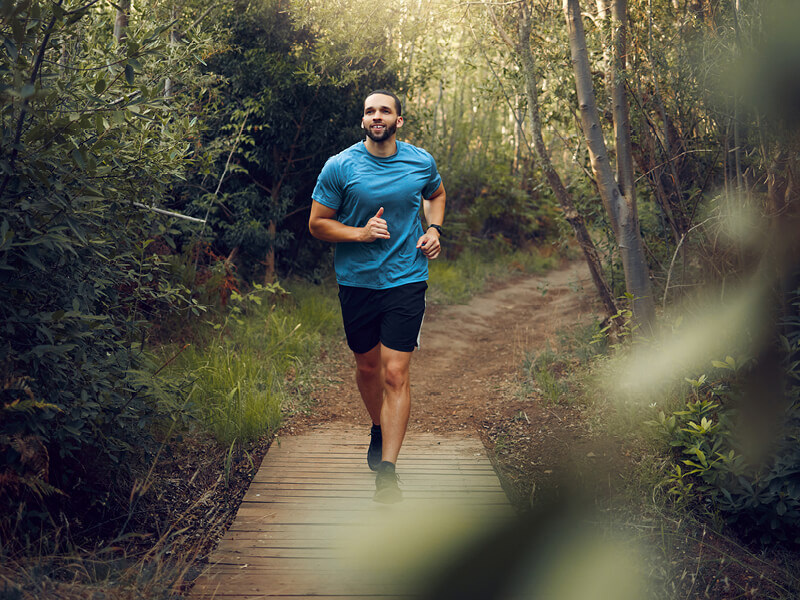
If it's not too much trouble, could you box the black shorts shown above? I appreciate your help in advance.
[338,281,427,354]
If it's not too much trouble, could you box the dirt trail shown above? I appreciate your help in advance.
[289,260,605,504]
[410,261,595,433]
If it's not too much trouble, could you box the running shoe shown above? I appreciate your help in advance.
[374,461,402,504]
[367,423,382,471]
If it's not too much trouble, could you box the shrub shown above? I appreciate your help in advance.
[0,1,211,543]
[649,354,800,543]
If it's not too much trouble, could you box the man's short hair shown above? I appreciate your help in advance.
[365,89,402,117]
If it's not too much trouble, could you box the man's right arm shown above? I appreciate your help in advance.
[309,201,390,243]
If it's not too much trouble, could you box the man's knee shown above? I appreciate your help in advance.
[355,349,381,379]
[357,360,380,380]
[383,362,409,391]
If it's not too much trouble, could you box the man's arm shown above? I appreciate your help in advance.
[417,182,446,260]
[309,200,389,243]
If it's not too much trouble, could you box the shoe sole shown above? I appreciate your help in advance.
[373,485,403,504]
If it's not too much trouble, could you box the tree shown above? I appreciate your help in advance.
[488,2,619,321]
[564,0,655,330]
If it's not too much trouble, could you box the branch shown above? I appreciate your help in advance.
[486,3,517,51]
[65,0,103,15]
[191,4,216,29]
[0,0,65,200]
[198,112,250,234]
[662,217,714,309]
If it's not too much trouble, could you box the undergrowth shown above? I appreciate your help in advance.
[162,280,341,445]
[509,293,800,598]
[1,277,343,597]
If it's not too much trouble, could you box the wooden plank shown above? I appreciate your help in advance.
[190,426,510,600]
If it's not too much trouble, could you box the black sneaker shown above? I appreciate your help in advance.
[374,461,402,504]
[367,424,382,471]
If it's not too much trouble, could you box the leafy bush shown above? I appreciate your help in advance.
[0,0,211,542]
[649,355,800,543]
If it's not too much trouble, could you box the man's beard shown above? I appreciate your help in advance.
[365,122,397,142]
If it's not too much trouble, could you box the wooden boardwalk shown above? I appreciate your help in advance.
[191,425,512,599]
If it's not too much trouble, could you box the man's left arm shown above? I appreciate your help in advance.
[416,182,446,260]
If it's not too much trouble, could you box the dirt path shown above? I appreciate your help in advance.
[288,260,608,506]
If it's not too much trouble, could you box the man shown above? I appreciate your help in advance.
[308,90,446,504]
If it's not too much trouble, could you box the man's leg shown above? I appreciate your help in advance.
[354,343,383,425]
[378,344,413,465]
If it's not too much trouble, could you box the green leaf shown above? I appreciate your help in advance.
[3,36,18,60]
[71,148,87,170]
[20,83,34,98]
[125,63,135,85]
[94,77,107,94]
[11,15,24,45]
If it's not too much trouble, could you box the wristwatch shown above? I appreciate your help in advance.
[428,224,443,235]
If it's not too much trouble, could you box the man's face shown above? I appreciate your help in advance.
[362,94,403,142]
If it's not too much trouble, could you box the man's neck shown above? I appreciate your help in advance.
[364,137,398,158]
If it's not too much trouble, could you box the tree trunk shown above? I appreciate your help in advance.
[564,0,655,331]
[264,220,276,284]
[595,0,614,116]
[164,7,180,98]
[114,0,130,44]
[507,2,618,320]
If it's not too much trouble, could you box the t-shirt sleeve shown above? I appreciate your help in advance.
[311,156,343,211]
[421,152,442,199]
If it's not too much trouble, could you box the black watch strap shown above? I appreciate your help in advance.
[428,224,443,235]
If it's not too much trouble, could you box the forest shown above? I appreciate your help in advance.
[1,0,799,597]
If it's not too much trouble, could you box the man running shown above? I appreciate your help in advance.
[308,90,446,503]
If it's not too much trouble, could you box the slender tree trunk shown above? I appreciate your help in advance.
[165,7,180,98]
[264,219,276,284]
[114,0,130,44]
[565,0,655,331]
[595,0,614,115]
[496,2,618,320]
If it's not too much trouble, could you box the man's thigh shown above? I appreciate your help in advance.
[338,286,381,354]
[378,281,427,353]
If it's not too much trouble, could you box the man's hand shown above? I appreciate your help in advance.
[416,227,441,260]
[361,207,390,242]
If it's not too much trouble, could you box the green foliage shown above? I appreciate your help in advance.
[0,0,213,541]
[167,280,341,445]
[590,293,639,350]
[456,169,560,249]
[648,353,800,544]
[173,0,401,282]
[522,348,569,405]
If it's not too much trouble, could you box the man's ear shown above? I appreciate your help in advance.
[396,116,404,129]
[360,120,365,129]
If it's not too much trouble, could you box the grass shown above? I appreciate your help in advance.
[164,280,342,445]
[427,246,559,304]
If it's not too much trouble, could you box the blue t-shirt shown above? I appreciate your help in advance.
[312,140,442,289]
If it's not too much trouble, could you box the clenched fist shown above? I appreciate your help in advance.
[361,207,390,242]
